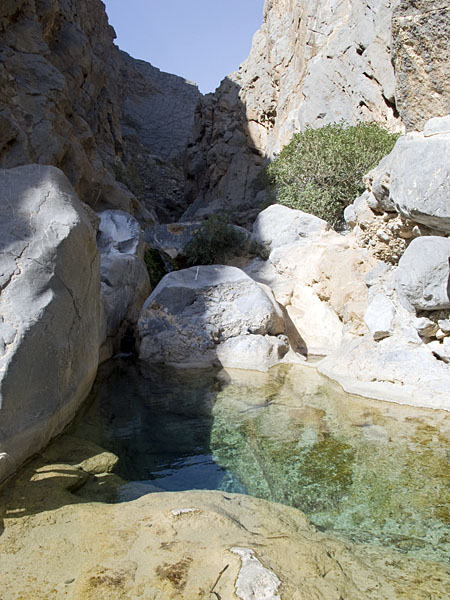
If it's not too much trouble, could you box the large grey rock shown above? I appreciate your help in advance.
[396,237,450,312]
[137,265,286,368]
[0,165,101,483]
[252,204,329,253]
[364,294,396,340]
[389,117,450,233]
[97,210,150,361]
[392,0,450,131]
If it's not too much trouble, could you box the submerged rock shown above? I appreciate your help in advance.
[0,165,101,483]
[137,265,287,369]
[1,428,450,599]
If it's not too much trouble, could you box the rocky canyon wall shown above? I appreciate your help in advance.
[0,0,200,224]
[184,0,450,225]
[392,0,450,131]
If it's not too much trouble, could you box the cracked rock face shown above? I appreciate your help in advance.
[392,0,450,131]
[0,0,200,224]
[0,164,101,483]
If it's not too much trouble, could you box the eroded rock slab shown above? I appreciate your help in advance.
[1,443,450,600]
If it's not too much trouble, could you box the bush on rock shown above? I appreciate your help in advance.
[266,123,400,226]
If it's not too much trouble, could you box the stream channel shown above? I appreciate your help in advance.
[50,356,450,566]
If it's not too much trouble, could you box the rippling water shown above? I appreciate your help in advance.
[71,357,450,563]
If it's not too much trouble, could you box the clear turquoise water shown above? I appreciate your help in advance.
[73,358,450,563]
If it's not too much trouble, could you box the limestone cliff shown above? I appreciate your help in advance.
[184,0,450,225]
[185,0,403,224]
[392,0,450,131]
[0,0,200,223]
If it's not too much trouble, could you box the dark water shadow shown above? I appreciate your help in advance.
[72,359,244,499]
[0,357,238,524]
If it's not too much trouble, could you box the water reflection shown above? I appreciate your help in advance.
[71,358,450,563]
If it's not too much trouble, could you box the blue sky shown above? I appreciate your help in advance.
[103,0,265,94]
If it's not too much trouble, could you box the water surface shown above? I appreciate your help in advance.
[71,358,450,563]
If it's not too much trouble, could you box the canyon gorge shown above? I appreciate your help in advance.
[0,0,450,598]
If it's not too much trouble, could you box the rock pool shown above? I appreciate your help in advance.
[68,357,450,564]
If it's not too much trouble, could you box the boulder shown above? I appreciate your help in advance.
[269,231,376,350]
[143,221,251,261]
[143,222,202,259]
[389,116,450,233]
[137,265,286,368]
[364,294,396,340]
[252,204,329,253]
[97,210,150,361]
[396,237,450,312]
[0,165,101,483]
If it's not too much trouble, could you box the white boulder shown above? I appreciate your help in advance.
[390,115,450,233]
[251,204,329,253]
[137,265,286,368]
[364,294,396,340]
[0,165,101,483]
[396,237,450,312]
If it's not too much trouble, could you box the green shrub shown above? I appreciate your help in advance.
[266,122,400,226]
[183,213,258,266]
[144,248,177,287]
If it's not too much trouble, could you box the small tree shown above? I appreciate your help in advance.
[266,122,400,226]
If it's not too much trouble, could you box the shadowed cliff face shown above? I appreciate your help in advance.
[0,0,201,223]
